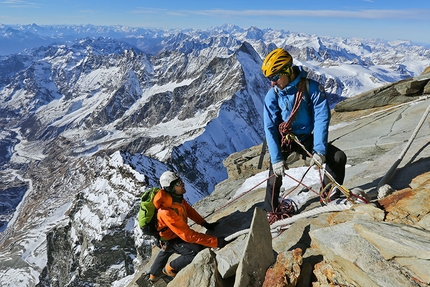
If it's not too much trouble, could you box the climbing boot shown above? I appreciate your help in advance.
[149,274,160,285]
[162,262,177,279]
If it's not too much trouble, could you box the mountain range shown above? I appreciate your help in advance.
[0,23,430,286]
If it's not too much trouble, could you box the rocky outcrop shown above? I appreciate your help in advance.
[263,248,303,287]
[128,174,430,287]
[124,76,430,286]
[334,73,430,112]
[233,208,274,287]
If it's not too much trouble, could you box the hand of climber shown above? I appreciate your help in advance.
[203,221,219,231]
[273,160,288,176]
[310,153,325,169]
[217,237,228,249]
[273,160,287,177]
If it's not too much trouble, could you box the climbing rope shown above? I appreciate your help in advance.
[267,198,298,225]
[278,78,306,152]
[225,199,353,242]
[199,174,276,222]
[287,134,368,205]
[267,164,320,224]
[216,174,274,213]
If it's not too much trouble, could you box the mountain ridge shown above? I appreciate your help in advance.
[0,25,430,286]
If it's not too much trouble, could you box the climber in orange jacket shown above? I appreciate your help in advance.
[148,171,227,284]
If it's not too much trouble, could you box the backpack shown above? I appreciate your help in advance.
[137,187,160,239]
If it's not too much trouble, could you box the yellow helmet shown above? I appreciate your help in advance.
[261,48,293,78]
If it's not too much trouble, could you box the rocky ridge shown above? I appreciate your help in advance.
[125,70,430,286]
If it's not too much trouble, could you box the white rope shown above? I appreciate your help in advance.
[225,200,352,242]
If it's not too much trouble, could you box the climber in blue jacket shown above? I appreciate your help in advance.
[261,47,347,214]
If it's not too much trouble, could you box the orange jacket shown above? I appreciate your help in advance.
[153,189,218,248]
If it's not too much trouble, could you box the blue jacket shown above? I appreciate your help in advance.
[263,66,330,164]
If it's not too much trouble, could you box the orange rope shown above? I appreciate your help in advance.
[268,164,323,224]
[278,78,306,152]
[206,174,276,218]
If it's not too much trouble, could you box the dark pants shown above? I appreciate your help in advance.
[149,238,205,276]
[264,137,347,212]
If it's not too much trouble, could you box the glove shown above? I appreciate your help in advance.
[310,153,325,168]
[217,237,228,249]
[203,221,218,231]
[273,160,287,177]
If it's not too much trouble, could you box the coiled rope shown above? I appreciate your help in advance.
[278,78,306,152]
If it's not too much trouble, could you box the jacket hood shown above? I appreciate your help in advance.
[153,189,173,209]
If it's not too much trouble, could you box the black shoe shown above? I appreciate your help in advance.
[162,263,176,282]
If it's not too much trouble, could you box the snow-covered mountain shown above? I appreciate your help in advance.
[2,23,430,98]
[0,23,430,286]
[0,36,267,195]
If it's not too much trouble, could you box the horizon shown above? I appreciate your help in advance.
[1,0,430,46]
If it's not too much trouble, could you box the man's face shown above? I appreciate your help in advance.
[173,179,186,195]
[272,74,290,89]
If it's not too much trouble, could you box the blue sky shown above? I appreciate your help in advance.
[1,0,430,45]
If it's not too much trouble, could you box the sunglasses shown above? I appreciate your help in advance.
[269,74,281,82]
[174,178,184,186]
[269,66,293,82]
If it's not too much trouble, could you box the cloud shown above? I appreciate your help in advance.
[79,10,97,15]
[1,0,40,8]
[129,8,168,15]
